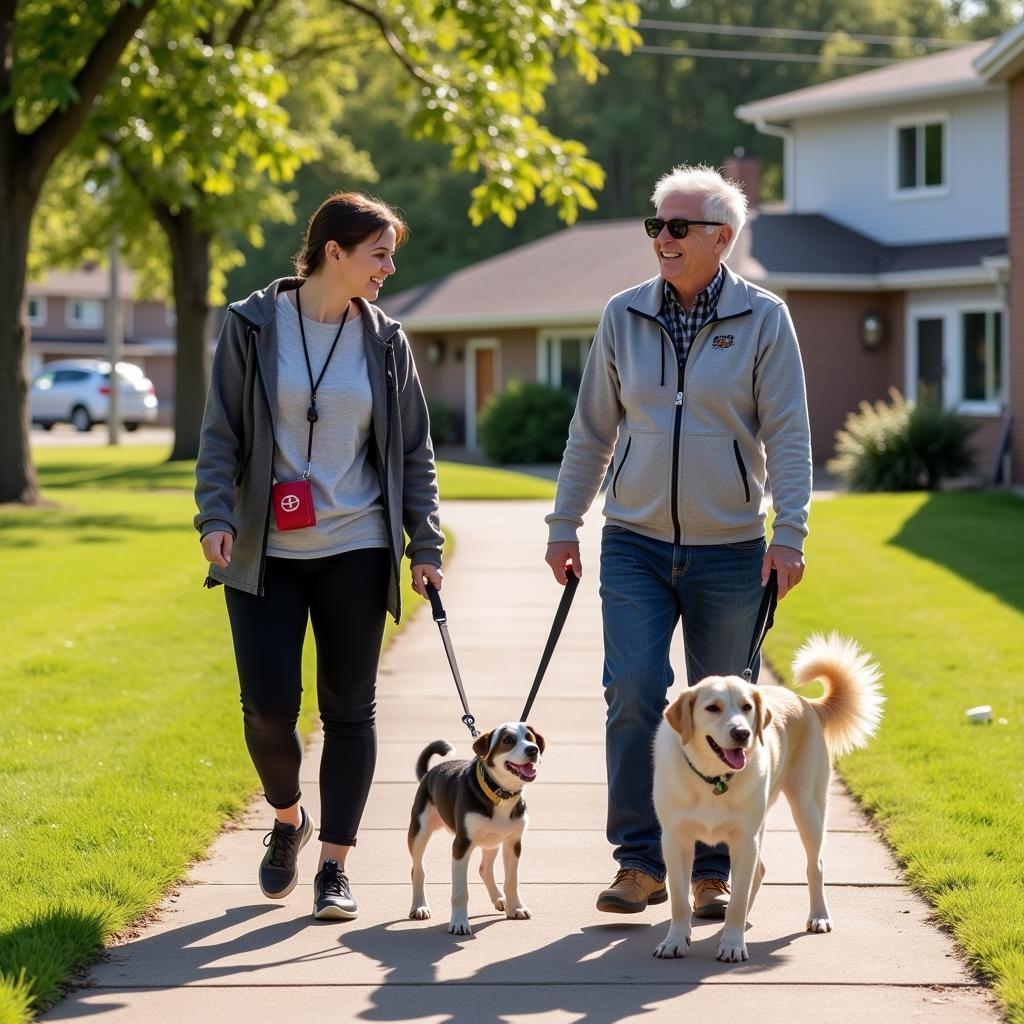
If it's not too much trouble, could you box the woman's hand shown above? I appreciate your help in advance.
[545,541,582,585]
[201,531,233,568]
[411,563,443,598]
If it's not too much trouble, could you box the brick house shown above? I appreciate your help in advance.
[384,29,1024,479]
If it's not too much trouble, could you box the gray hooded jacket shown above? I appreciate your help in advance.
[194,277,443,622]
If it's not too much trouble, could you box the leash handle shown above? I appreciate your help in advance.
[521,566,580,722]
[742,568,778,681]
[425,580,446,623]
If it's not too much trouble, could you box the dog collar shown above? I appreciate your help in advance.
[475,759,521,804]
[681,748,733,796]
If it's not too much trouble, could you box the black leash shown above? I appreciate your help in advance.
[424,566,581,737]
[521,569,580,721]
[424,582,478,739]
[741,568,778,682]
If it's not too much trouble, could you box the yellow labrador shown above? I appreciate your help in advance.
[652,632,883,963]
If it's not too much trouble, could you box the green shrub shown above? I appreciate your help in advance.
[479,380,575,464]
[827,388,976,491]
[426,398,458,445]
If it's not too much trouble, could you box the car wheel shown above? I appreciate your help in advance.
[70,406,93,432]
[41,422,54,431]
[124,422,140,432]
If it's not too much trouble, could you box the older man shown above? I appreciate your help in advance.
[545,164,812,918]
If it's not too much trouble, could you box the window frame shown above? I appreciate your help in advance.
[26,296,47,327]
[889,112,950,201]
[66,297,103,330]
[536,328,594,393]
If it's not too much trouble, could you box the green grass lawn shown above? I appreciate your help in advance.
[0,447,549,1024]
[32,445,557,500]
[764,491,1024,1022]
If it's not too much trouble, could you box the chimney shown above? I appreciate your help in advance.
[723,148,762,209]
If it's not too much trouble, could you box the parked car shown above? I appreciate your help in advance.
[30,359,159,432]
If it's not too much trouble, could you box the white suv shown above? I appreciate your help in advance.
[30,359,159,432]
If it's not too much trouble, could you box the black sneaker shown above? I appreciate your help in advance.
[259,807,313,899]
[313,858,358,920]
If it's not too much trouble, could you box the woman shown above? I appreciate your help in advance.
[194,192,444,921]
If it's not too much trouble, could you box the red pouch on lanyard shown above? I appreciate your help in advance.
[272,478,316,531]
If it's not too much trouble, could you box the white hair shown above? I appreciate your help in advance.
[650,164,748,260]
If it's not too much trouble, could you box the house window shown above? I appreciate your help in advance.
[961,310,1003,403]
[895,119,945,192]
[27,297,47,327]
[68,298,102,329]
[542,334,593,394]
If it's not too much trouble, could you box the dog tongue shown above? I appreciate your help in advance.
[517,762,537,781]
[722,748,747,771]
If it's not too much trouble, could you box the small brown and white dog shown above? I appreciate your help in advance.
[653,633,883,963]
[408,722,545,935]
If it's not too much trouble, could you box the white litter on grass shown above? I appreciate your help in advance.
[965,704,993,724]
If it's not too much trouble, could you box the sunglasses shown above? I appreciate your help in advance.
[643,217,725,239]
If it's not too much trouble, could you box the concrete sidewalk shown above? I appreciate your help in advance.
[47,501,999,1022]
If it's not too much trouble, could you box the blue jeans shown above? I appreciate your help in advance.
[600,526,766,882]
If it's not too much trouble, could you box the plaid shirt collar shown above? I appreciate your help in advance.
[661,265,725,362]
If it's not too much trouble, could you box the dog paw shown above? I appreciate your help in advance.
[505,905,531,920]
[716,938,749,963]
[653,930,691,959]
[807,916,832,933]
[448,919,472,936]
[409,906,431,921]
[493,896,506,912]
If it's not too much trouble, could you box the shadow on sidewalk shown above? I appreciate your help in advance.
[340,914,809,1022]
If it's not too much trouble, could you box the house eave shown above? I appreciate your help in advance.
[763,266,1002,292]
[973,23,1024,82]
[735,78,999,126]
[398,309,601,333]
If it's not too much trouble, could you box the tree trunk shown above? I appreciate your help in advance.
[0,171,40,504]
[164,210,212,462]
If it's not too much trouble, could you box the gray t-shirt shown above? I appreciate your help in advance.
[266,292,388,558]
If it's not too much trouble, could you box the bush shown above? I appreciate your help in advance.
[827,388,976,491]
[479,380,575,464]
[426,398,459,445]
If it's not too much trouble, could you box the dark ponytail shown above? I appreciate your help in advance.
[293,192,409,278]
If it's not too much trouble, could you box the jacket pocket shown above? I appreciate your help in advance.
[678,433,756,532]
[611,435,632,498]
[732,440,751,503]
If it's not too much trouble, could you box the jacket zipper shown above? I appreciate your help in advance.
[611,435,632,498]
[377,341,402,621]
[733,439,751,503]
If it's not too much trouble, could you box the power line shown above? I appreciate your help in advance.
[635,44,896,67]
[638,18,963,49]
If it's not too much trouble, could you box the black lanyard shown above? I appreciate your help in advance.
[293,286,349,478]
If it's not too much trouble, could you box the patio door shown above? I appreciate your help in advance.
[915,317,944,401]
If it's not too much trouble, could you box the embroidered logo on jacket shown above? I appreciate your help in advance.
[712,335,735,349]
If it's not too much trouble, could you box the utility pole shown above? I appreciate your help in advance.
[106,209,123,446]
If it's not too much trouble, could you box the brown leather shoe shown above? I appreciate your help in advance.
[596,868,668,913]
[692,877,730,919]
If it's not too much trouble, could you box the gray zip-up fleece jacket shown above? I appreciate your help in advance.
[546,266,812,551]
[194,277,443,623]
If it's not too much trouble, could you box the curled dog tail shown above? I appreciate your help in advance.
[792,632,884,758]
[415,740,454,780]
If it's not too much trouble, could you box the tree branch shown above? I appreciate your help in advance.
[333,0,434,88]
[26,0,158,190]
[225,0,272,49]
[277,36,349,68]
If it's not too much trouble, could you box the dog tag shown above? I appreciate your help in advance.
[713,779,729,795]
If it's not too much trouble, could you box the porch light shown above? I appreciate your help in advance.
[861,312,885,349]
[426,339,446,365]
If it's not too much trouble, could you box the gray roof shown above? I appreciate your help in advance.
[735,40,996,123]
[381,215,1006,330]
[974,21,1024,82]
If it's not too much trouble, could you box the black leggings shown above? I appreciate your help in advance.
[224,547,390,846]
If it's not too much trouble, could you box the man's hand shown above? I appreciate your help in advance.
[411,563,443,598]
[546,541,582,585]
[201,530,233,568]
[762,544,804,600]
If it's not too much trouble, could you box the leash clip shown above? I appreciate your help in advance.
[461,714,479,739]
